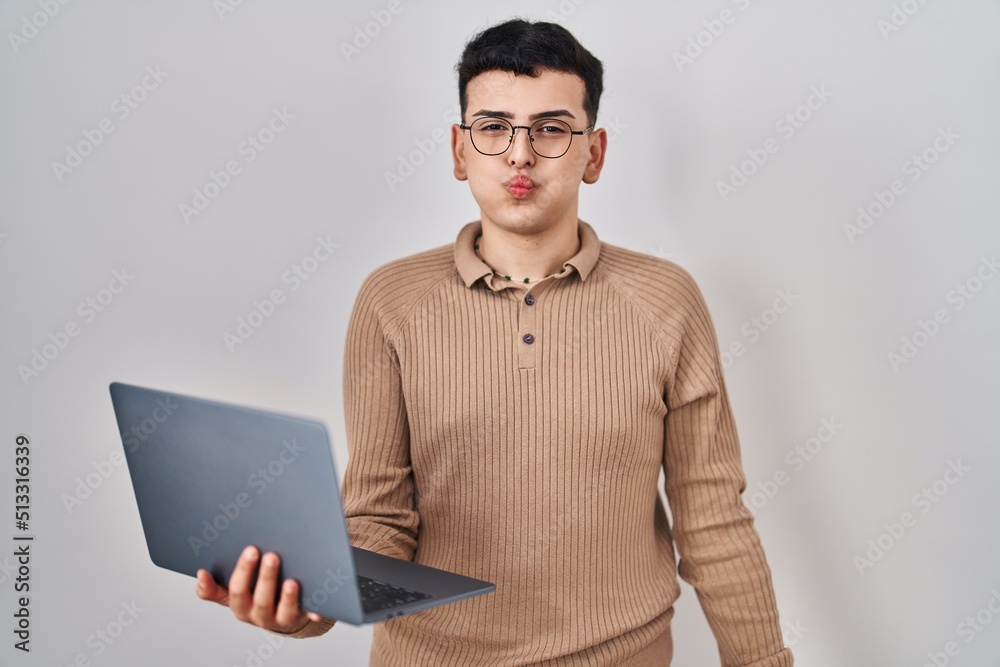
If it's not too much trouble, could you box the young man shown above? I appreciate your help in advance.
[196,18,794,667]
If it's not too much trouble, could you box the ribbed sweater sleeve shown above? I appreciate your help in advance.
[660,271,793,667]
[340,270,421,562]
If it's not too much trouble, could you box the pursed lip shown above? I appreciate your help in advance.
[505,175,536,197]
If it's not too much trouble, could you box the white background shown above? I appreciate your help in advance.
[1,1,998,665]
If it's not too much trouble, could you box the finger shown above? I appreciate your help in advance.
[274,578,304,628]
[228,545,259,620]
[195,569,230,606]
[250,551,281,625]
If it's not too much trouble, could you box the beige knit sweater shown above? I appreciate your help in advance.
[282,220,793,667]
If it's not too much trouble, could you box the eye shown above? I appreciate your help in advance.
[534,122,569,135]
[474,119,511,134]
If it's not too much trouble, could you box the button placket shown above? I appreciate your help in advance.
[516,281,554,370]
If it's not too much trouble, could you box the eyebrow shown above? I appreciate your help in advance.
[469,108,578,122]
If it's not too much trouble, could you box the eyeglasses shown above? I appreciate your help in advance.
[459,117,594,159]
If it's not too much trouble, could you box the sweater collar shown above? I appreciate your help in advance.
[455,219,600,290]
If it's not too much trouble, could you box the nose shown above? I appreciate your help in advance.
[507,126,535,168]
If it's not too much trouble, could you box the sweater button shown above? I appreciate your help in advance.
[524,294,535,305]
[522,333,534,344]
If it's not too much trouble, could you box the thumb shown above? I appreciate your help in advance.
[307,612,334,625]
[196,569,230,606]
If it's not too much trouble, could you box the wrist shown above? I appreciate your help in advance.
[269,617,310,637]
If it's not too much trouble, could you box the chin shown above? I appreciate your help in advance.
[490,216,555,239]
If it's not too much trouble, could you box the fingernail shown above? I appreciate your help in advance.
[243,546,257,560]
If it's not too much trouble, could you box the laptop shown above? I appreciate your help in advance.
[109,381,495,626]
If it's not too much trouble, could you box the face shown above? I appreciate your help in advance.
[451,68,607,237]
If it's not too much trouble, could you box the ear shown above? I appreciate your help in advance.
[451,124,468,181]
[582,127,607,185]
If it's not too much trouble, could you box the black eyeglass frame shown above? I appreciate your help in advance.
[459,117,595,159]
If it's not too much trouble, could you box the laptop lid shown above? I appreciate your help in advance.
[109,381,370,623]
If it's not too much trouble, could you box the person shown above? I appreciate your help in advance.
[196,18,795,666]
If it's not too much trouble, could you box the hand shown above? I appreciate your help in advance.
[195,545,334,635]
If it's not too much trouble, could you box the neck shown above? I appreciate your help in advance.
[476,218,581,283]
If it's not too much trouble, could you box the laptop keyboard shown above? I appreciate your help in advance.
[358,575,432,613]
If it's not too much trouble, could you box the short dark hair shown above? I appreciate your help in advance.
[455,18,604,128]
